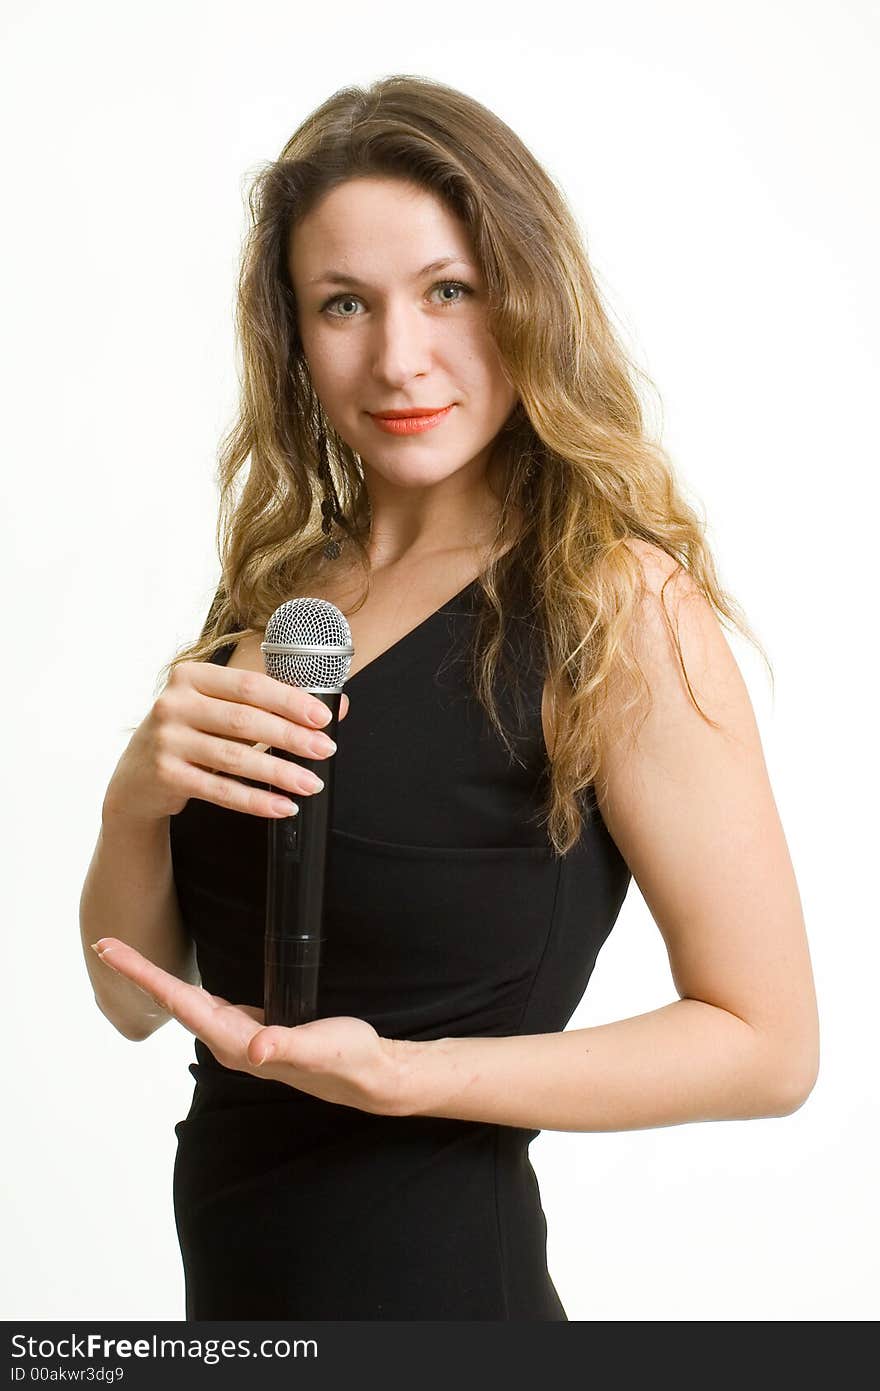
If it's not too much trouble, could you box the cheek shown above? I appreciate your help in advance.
[299,333,351,398]
[462,323,510,387]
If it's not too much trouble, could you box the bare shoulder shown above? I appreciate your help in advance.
[620,535,705,609]
[596,536,761,840]
[611,536,746,732]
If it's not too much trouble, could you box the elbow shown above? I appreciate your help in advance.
[770,1051,820,1116]
[93,992,166,1043]
[744,1007,820,1117]
[118,1020,163,1044]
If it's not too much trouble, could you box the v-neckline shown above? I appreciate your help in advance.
[342,576,480,688]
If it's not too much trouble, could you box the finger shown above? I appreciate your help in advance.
[184,729,329,798]
[190,696,337,767]
[247,1021,325,1070]
[92,938,219,1033]
[171,759,301,820]
[340,693,350,719]
[187,663,336,734]
[92,940,269,1081]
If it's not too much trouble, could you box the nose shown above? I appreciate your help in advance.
[370,298,433,388]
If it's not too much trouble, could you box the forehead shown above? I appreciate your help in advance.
[288,177,471,274]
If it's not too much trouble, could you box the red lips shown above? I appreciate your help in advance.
[368,405,455,435]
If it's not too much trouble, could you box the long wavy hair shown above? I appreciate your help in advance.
[158,73,771,856]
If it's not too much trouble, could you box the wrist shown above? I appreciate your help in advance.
[379,1035,462,1118]
[100,798,169,841]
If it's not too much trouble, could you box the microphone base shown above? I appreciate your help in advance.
[264,936,324,1027]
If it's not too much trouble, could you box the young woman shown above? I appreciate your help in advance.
[79,75,819,1320]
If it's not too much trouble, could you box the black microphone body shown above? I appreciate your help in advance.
[264,689,343,1026]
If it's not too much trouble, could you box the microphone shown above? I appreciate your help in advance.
[259,597,354,1026]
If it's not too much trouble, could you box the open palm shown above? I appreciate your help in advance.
[92,937,403,1115]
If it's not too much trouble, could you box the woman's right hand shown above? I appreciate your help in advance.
[102,661,349,824]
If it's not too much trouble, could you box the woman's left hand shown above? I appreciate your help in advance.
[91,938,405,1116]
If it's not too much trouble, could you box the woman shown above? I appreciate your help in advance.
[79,75,819,1320]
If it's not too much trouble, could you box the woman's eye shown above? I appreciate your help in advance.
[321,280,473,318]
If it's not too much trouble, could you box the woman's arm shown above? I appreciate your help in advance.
[79,804,197,1042]
[390,999,806,1130]
[389,543,820,1129]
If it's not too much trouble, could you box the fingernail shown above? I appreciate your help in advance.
[94,946,120,974]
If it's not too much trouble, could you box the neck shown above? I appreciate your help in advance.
[358,448,516,571]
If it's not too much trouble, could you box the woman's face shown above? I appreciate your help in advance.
[288,176,518,496]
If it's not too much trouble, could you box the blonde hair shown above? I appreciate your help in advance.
[159,73,771,856]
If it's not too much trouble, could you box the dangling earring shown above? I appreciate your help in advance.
[316,417,345,560]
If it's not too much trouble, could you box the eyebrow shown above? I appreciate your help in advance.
[307,256,473,288]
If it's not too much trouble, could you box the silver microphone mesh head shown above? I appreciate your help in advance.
[260,597,354,691]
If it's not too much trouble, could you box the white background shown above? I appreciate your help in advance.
[2,0,877,1322]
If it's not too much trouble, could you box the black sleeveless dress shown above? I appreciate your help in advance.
[169,575,631,1320]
